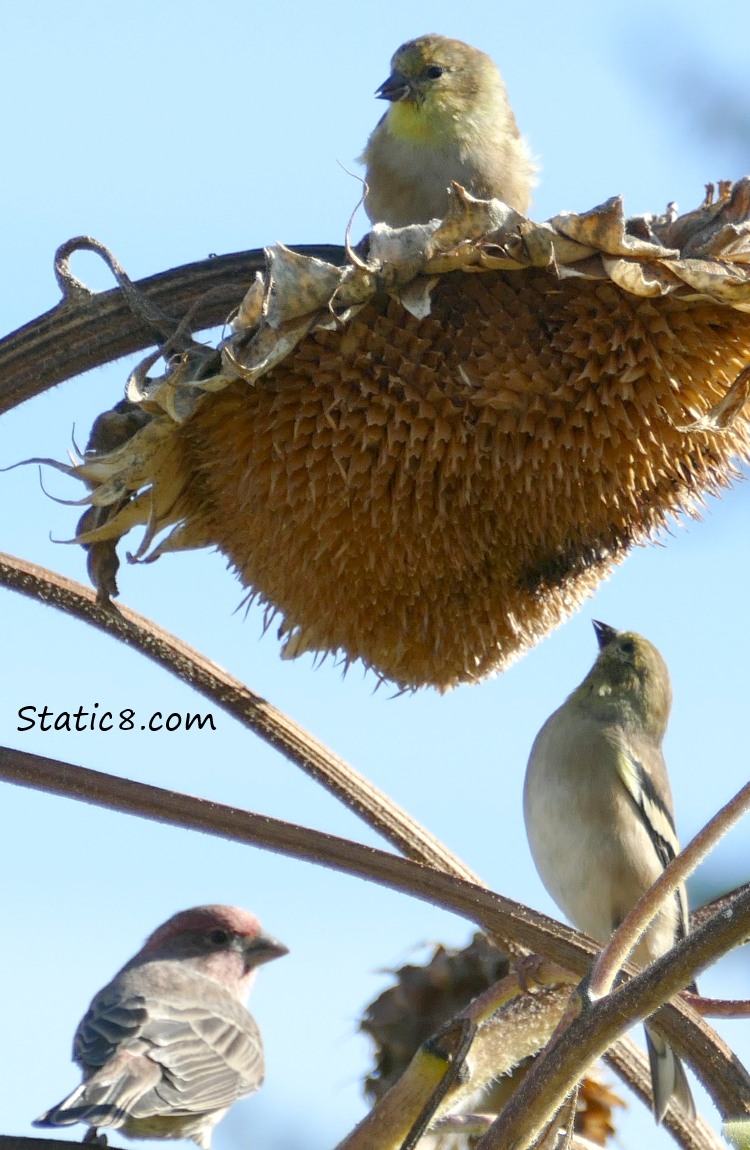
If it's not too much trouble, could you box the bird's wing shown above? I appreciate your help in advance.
[71,983,263,1120]
[611,734,691,944]
[612,739,678,870]
[36,1049,164,1129]
[137,999,265,1114]
[73,985,149,1070]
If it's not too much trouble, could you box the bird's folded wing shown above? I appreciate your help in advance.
[613,742,679,871]
[141,1003,265,1113]
[72,989,263,1117]
[613,739,691,949]
[74,989,150,1069]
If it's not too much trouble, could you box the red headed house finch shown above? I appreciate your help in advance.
[35,905,288,1147]
[360,34,536,227]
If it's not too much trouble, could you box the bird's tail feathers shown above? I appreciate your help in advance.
[35,1082,89,1128]
[34,1081,129,1131]
[645,1024,695,1124]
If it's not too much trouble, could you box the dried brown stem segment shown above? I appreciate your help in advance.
[3,743,749,1137]
[0,551,478,883]
[478,886,750,1150]
[0,240,345,416]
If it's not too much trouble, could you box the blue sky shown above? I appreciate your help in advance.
[2,3,750,1148]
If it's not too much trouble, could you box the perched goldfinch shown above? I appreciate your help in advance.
[360,34,535,226]
[523,621,695,1123]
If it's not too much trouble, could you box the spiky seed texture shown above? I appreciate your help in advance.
[523,624,694,1122]
[172,277,750,690]
[360,34,536,225]
[34,906,288,1148]
[68,184,750,690]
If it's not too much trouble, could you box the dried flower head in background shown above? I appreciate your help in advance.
[361,934,624,1147]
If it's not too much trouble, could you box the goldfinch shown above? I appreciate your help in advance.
[360,34,536,226]
[523,621,695,1122]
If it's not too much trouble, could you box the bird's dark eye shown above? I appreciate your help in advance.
[209,928,229,946]
[619,639,635,656]
[424,65,444,79]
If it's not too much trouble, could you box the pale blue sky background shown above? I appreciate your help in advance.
[2,3,750,1148]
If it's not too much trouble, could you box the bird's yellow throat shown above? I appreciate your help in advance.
[386,99,449,145]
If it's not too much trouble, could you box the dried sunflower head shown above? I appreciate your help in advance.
[360,935,623,1147]
[69,181,750,689]
[361,934,511,1103]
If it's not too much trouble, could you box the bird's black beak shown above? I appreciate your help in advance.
[592,620,619,650]
[244,932,289,969]
[376,70,412,102]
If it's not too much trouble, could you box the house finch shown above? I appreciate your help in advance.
[360,34,535,227]
[35,905,288,1147]
[523,622,695,1122]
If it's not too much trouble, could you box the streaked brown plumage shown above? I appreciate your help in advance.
[34,906,288,1148]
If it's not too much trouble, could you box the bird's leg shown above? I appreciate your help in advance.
[83,1128,107,1146]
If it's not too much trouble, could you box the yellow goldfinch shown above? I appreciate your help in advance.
[523,621,695,1123]
[360,34,536,226]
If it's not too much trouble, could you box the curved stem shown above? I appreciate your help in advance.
[0,551,479,884]
[478,888,750,1150]
[0,241,346,416]
[2,742,748,1136]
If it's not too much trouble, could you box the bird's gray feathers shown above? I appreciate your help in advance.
[41,963,264,1129]
[645,1025,696,1122]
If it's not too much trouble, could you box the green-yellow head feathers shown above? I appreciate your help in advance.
[577,620,673,741]
[375,35,507,142]
[360,34,536,226]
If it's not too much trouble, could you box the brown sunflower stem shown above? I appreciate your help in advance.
[478,886,750,1150]
[603,1039,723,1150]
[685,995,750,1019]
[589,781,750,999]
[0,743,584,958]
[691,882,750,926]
[2,742,748,1143]
[0,239,346,416]
[0,1139,88,1150]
